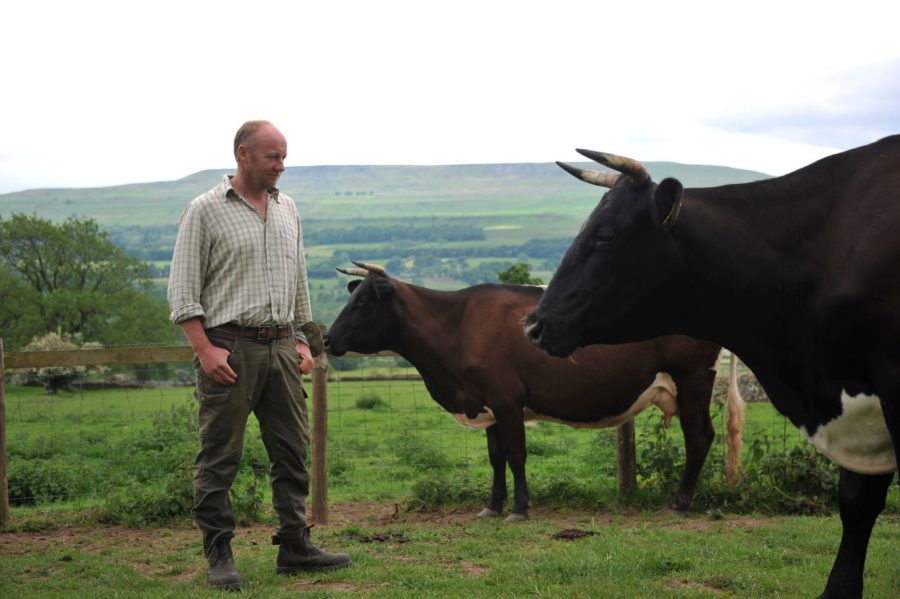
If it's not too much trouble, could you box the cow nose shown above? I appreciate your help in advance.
[524,319,543,345]
[322,334,331,350]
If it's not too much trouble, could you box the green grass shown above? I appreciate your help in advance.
[1,510,898,597]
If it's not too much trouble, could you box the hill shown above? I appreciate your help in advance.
[0,162,769,226]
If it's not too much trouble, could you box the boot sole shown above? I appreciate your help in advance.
[275,561,351,575]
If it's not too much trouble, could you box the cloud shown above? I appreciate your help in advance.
[708,58,900,149]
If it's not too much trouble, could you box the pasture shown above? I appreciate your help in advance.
[2,358,898,596]
[3,508,898,597]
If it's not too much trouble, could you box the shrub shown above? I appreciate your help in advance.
[392,432,453,472]
[408,471,488,508]
[230,472,265,525]
[635,413,840,514]
[7,459,80,505]
[636,414,684,495]
[529,473,604,509]
[355,393,387,410]
[104,469,194,527]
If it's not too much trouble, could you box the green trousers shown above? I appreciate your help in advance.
[192,328,309,556]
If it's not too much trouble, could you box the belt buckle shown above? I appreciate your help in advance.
[257,325,286,341]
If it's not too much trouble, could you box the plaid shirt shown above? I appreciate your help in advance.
[168,175,312,342]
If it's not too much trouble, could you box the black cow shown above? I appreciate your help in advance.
[525,137,899,598]
[324,261,743,522]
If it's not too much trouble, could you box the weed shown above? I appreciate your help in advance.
[355,393,387,410]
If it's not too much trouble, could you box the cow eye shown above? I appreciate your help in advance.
[595,229,616,244]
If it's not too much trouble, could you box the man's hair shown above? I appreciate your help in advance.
[233,120,272,161]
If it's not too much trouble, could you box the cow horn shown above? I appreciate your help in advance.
[576,149,649,185]
[556,161,620,188]
[351,260,387,276]
[336,267,369,277]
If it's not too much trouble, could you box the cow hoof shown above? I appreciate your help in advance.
[504,513,528,524]
[476,508,502,518]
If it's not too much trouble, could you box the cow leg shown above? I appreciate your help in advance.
[670,375,716,511]
[818,468,893,599]
[492,406,529,522]
[477,424,507,518]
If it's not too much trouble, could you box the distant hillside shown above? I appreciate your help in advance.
[0,162,770,226]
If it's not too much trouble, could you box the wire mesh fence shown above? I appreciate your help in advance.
[2,347,842,522]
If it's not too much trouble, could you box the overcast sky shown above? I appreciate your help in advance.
[1,0,898,194]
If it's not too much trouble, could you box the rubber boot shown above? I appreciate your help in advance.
[274,526,352,574]
[207,538,241,591]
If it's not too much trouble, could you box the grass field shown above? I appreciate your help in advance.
[2,505,898,597]
[3,360,899,597]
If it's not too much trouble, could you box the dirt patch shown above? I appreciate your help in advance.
[0,503,771,553]
[667,578,733,596]
[551,528,596,541]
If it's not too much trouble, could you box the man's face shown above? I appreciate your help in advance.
[241,125,287,191]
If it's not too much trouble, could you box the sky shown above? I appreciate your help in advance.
[1,0,899,194]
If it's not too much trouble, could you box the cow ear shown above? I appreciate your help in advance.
[652,177,683,227]
[347,280,362,294]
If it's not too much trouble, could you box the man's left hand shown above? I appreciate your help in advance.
[296,341,314,374]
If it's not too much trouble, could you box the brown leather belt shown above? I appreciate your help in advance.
[213,323,293,341]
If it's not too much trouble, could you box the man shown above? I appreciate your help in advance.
[168,120,350,591]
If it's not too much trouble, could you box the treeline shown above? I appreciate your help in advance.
[306,237,572,277]
[304,223,485,245]
[105,221,489,261]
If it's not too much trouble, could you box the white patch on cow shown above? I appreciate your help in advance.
[523,372,678,429]
[801,391,896,474]
[452,408,497,429]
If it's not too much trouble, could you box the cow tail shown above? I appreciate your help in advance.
[724,350,746,486]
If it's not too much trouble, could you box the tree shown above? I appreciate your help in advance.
[0,264,43,348]
[0,213,178,346]
[497,263,543,285]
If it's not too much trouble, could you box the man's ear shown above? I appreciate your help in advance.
[347,280,362,294]
[652,177,683,227]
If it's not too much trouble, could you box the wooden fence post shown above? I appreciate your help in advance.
[616,420,636,497]
[1,338,9,529]
[309,326,329,525]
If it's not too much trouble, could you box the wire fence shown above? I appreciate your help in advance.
[0,342,833,528]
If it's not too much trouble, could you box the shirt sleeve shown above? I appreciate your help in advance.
[168,202,209,325]
[291,211,313,343]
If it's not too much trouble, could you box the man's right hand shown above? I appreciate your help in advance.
[197,344,237,385]
[180,318,238,385]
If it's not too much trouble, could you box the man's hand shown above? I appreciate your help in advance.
[197,343,238,385]
[296,341,314,374]
[180,318,237,385]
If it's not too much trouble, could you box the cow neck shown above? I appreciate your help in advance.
[395,283,465,362]
[392,283,469,407]
[672,183,842,432]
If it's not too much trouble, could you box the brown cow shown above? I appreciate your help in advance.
[324,262,743,521]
